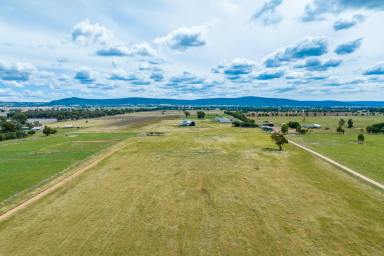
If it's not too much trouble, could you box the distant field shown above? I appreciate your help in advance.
[254,115,384,183]
[0,120,382,255]
[253,115,384,131]
[0,131,133,207]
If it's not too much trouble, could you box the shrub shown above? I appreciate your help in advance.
[232,121,258,128]
[357,133,365,143]
[43,126,58,136]
[196,111,206,119]
[287,121,300,129]
[281,124,289,134]
[366,123,384,133]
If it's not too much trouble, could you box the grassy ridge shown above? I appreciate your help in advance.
[0,131,133,205]
[0,120,382,255]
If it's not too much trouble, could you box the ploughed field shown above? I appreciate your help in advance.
[0,119,382,255]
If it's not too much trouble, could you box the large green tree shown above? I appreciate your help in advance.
[271,132,288,151]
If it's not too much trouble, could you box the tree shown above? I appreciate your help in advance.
[1,121,17,132]
[347,119,353,128]
[339,118,345,127]
[357,133,365,144]
[336,126,345,134]
[281,123,288,134]
[271,132,288,151]
[197,111,206,119]
[43,126,57,136]
[287,121,300,129]
[12,112,28,124]
[184,110,190,118]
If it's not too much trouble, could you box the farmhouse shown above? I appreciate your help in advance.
[215,117,231,123]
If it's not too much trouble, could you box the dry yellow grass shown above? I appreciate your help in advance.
[0,120,383,255]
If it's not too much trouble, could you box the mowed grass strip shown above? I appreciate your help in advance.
[0,121,382,255]
[0,132,134,205]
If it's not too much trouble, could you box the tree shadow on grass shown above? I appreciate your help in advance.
[261,147,280,152]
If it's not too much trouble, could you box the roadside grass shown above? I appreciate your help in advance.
[0,120,382,255]
[289,133,384,183]
[0,131,134,207]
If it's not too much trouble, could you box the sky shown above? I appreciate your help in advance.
[0,0,384,102]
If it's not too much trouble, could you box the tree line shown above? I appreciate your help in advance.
[7,107,161,121]
[224,111,258,128]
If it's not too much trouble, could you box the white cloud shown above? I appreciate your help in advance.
[154,26,208,51]
[0,61,35,82]
[71,19,114,46]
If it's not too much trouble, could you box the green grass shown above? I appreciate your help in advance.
[254,115,384,131]
[289,133,384,183]
[255,115,384,183]
[0,131,134,205]
[0,120,382,255]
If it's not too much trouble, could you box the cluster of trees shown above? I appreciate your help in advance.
[196,111,206,119]
[43,126,57,136]
[366,123,384,133]
[8,107,159,122]
[0,113,35,141]
[336,119,346,134]
[224,111,258,128]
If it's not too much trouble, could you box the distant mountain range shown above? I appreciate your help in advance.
[1,96,384,107]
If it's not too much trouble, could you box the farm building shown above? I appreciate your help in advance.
[179,120,195,127]
[31,127,42,131]
[302,124,321,129]
[262,122,274,127]
[215,117,231,123]
[261,125,273,132]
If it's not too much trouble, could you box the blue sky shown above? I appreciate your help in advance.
[0,0,384,101]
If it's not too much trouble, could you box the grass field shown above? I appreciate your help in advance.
[254,115,384,183]
[0,119,382,255]
[0,111,179,212]
[0,131,133,207]
[253,115,384,131]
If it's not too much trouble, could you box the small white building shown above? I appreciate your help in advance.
[179,120,195,126]
[215,117,231,123]
[31,127,42,131]
[63,124,74,128]
[302,124,321,129]
[261,125,273,132]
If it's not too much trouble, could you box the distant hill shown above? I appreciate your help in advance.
[1,96,383,107]
[45,96,384,107]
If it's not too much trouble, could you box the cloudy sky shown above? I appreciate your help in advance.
[1,0,384,101]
